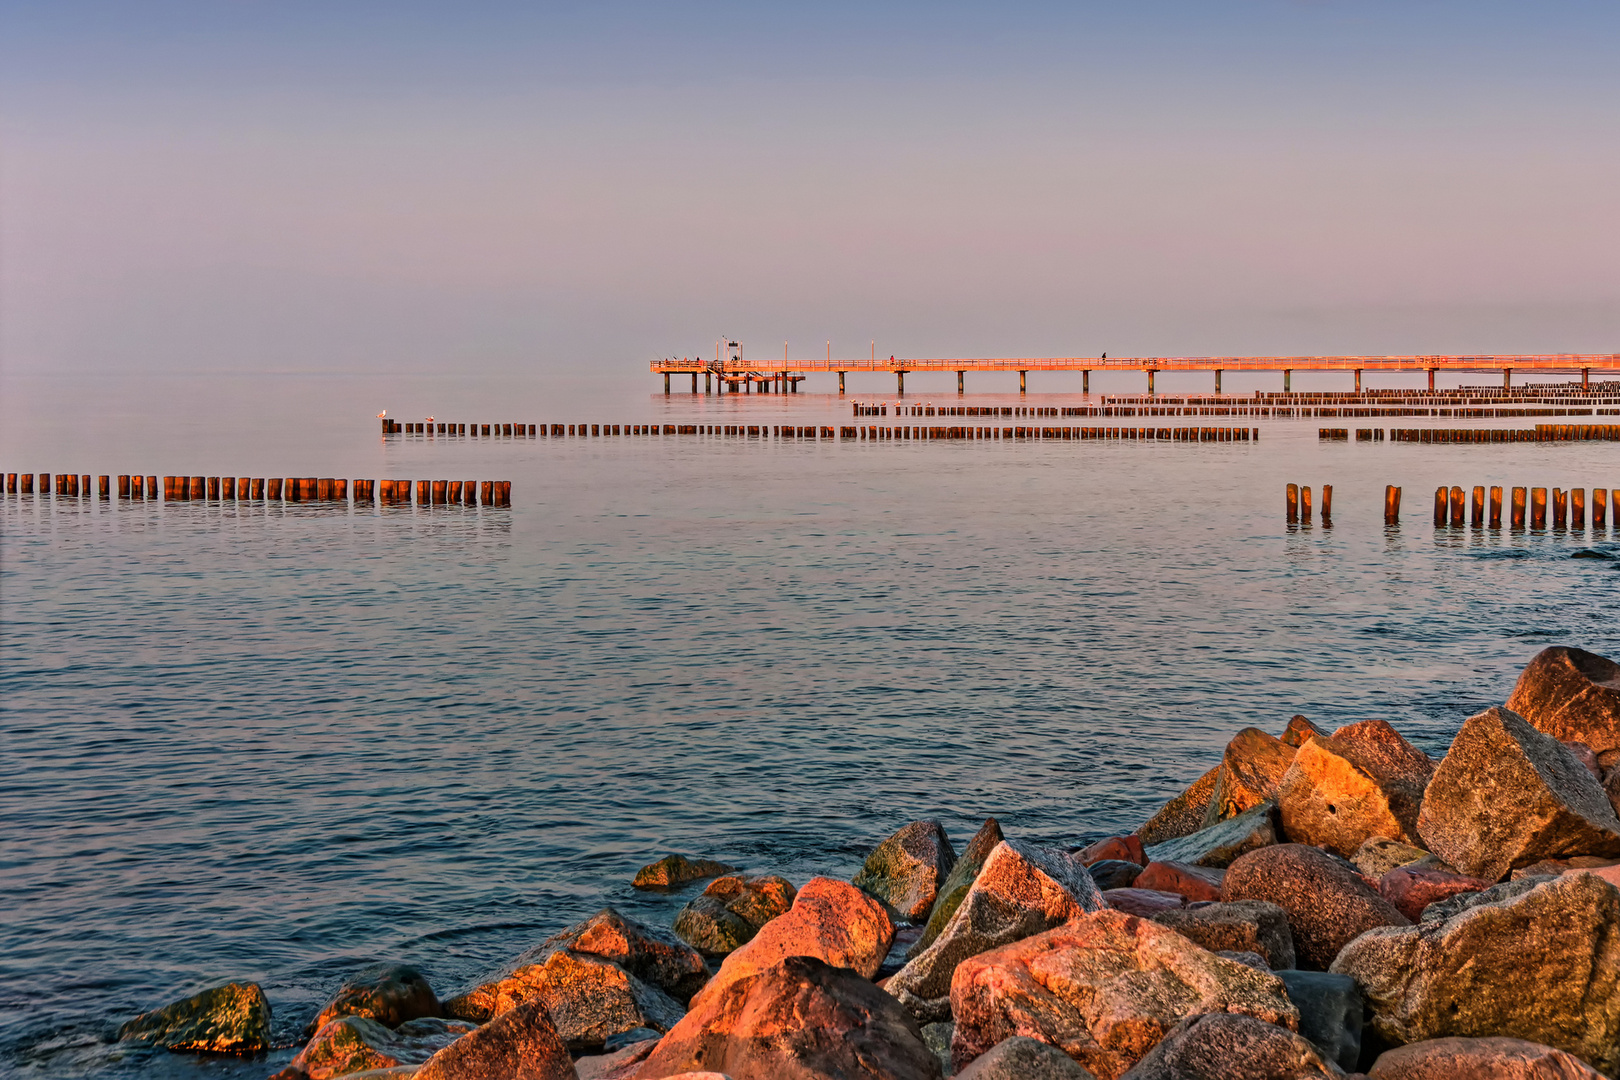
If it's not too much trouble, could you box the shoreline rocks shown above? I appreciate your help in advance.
[117,981,272,1055]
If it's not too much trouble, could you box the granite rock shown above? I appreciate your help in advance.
[1222,844,1410,970]
[1135,767,1220,847]
[673,875,795,956]
[634,856,738,891]
[1076,836,1147,867]
[1351,838,1430,881]
[1367,1036,1605,1079]
[913,819,1007,959]
[1201,728,1298,827]
[1117,1012,1344,1079]
[1275,721,1434,858]
[855,820,959,924]
[949,910,1299,1080]
[1330,873,1620,1076]
[1101,889,1186,918]
[1148,900,1296,970]
[1142,801,1280,870]
[1275,970,1363,1073]
[1377,866,1492,922]
[309,964,440,1036]
[1416,707,1620,881]
[117,981,272,1055]
[281,1016,474,1080]
[956,1035,1097,1079]
[1505,646,1620,757]
[1132,862,1223,903]
[1086,861,1143,891]
[414,1000,577,1080]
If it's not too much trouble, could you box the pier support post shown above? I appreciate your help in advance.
[1354,369,1362,392]
[1082,370,1089,394]
[691,373,698,393]
[1018,370,1026,395]
[1214,369,1222,394]
[897,371,905,395]
[838,371,846,394]
[1283,369,1291,392]
[706,372,711,393]
[1583,367,1590,389]
[664,373,670,394]
[957,370,964,395]
[1428,368,1436,391]
[1504,368,1512,389]
[1147,369,1156,395]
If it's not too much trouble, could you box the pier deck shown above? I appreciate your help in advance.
[650,353,1620,394]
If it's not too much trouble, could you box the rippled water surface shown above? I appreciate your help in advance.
[2,371,1617,1077]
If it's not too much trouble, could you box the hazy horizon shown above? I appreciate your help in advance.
[3,1,1617,378]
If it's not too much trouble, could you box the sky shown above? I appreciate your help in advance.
[2,1,1618,376]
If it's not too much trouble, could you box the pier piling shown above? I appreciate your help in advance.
[1531,488,1547,530]
[1511,487,1526,529]
[1490,486,1503,528]
[1287,483,1299,523]
[1384,485,1401,525]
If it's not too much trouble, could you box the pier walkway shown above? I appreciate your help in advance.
[650,353,1620,395]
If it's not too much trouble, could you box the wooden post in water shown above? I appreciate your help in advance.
[1384,485,1401,524]
[1449,486,1465,526]
[416,480,429,504]
[1572,488,1585,529]
[449,480,462,503]
[207,477,219,499]
[146,476,156,500]
[480,480,494,504]
[1301,485,1313,524]
[1433,486,1447,526]
[1597,488,1610,528]
[22,473,34,494]
[1531,487,1547,529]
[1287,483,1299,523]
[432,479,447,504]
[1489,486,1503,528]
[221,477,234,499]
[268,477,283,500]
[117,475,130,498]
[1321,484,1332,524]
[1552,488,1567,529]
[98,475,110,498]
[1470,486,1484,526]
[1511,487,1526,529]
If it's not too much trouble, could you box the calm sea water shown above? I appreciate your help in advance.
[2,370,1617,1077]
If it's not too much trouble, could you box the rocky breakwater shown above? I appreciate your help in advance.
[112,645,1620,1080]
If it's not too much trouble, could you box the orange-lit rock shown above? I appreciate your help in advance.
[1102,888,1186,917]
[1133,861,1223,903]
[912,818,1006,959]
[1135,766,1220,846]
[1120,1011,1344,1080]
[279,1015,474,1080]
[634,855,738,891]
[1149,900,1296,971]
[1505,646,1620,756]
[1275,720,1434,857]
[309,963,440,1035]
[1202,727,1297,826]
[1076,835,1147,867]
[948,910,1297,1080]
[414,1000,577,1080]
[1367,1036,1605,1079]
[634,955,939,1080]
[1377,865,1492,921]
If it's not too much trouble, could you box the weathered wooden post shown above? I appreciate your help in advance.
[1572,488,1585,529]
[1596,488,1610,529]
[1449,486,1465,526]
[117,475,130,498]
[1287,483,1299,523]
[415,480,429,504]
[432,479,447,504]
[1321,484,1332,524]
[1552,488,1567,529]
[98,475,110,498]
[268,477,283,500]
[1531,487,1547,529]
[1489,486,1503,528]
[1301,485,1313,524]
[1384,485,1401,525]
[1511,487,1526,529]
[1433,486,1447,526]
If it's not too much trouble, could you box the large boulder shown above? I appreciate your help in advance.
[1274,971,1363,1073]
[1282,715,1328,748]
[913,819,1007,959]
[1087,861,1144,890]
[634,856,737,891]
[1506,646,1620,756]
[1142,801,1280,869]
[1136,767,1220,846]
[695,876,893,1005]
[1367,1036,1606,1079]
[1416,707,1620,881]
[949,910,1299,1080]
[415,1000,577,1080]
[1378,865,1492,921]
[673,875,795,956]
[308,963,440,1035]
[1101,889,1185,918]
[1148,900,1296,970]
[1133,862,1223,903]
[633,955,941,1080]
[1331,873,1620,1076]
[1076,836,1147,867]
[1117,1012,1344,1079]
[1222,844,1409,970]
[478,948,685,1050]
[855,820,959,923]
[1201,728,1298,826]
[1275,720,1435,858]
[885,840,1103,1021]
[956,1036,1098,1078]
[117,981,271,1054]
[280,1016,474,1079]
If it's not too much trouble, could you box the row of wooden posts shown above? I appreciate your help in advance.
[1431,485,1617,529]
[386,421,535,436]
[1286,484,1333,524]
[1390,424,1620,443]
[539,423,1258,441]
[2,473,511,506]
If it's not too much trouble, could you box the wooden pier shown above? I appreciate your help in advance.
[650,353,1620,396]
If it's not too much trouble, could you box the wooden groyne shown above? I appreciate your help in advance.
[2,474,511,506]
[1285,483,1333,525]
[1391,425,1620,444]
[399,422,1258,442]
[1430,485,1615,529]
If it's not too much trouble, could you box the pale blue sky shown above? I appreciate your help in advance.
[2,1,1617,374]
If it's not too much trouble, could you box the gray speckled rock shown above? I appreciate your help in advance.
[1331,873,1620,1076]
[284,1016,474,1079]
[913,819,1006,960]
[1143,801,1280,870]
[1367,1036,1606,1079]
[854,820,959,924]
[957,1036,1097,1079]
[885,839,1104,1021]
[1416,707,1620,881]
[1149,900,1295,971]
[1222,844,1408,970]
[1506,646,1620,757]
[1118,1012,1344,1079]
[1275,970,1362,1073]
[1135,767,1220,847]
[414,1000,576,1080]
